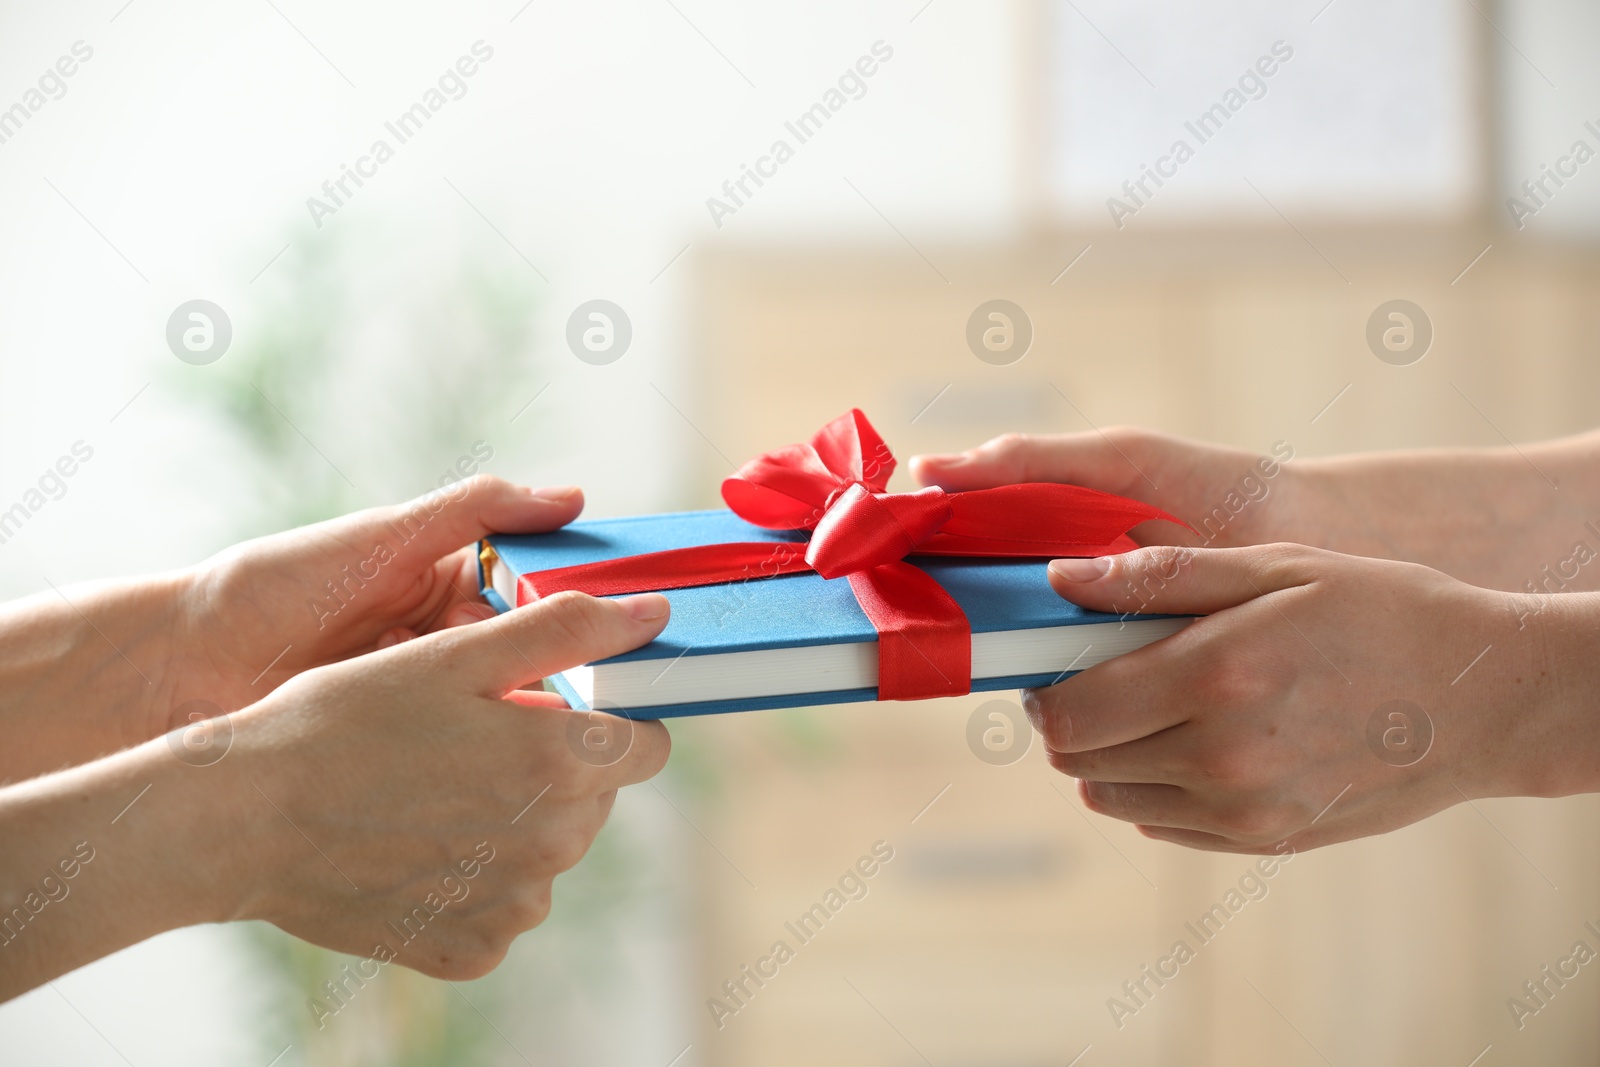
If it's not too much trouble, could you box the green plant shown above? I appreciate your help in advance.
[187,221,660,1067]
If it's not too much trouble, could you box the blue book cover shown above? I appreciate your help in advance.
[478,510,1187,719]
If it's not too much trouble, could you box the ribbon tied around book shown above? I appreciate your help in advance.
[518,409,1185,701]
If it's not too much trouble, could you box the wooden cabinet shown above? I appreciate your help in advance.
[672,227,1600,1066]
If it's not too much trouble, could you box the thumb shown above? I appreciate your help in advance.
[1046,544,1317,616]
[428,590,671,696]
[362,476,585,569]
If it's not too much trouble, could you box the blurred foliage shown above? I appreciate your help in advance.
[190,221,680,1067]
[174,224,546,537]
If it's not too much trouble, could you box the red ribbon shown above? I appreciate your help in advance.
[518,410,1183,701]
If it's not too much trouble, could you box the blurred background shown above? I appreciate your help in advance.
[3,0,1600,1063]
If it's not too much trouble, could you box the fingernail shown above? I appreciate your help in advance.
[531,485,581,502]
[1049,557,1110,582]
[618,593,670,622]
[917,452,968,468]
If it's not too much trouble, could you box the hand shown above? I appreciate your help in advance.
[221,589,672,979]
[0,587,672,999]
[911,429,1302,550]
[1021,542,1600,853]
[911,428,1600,593]
[164,475,584,735]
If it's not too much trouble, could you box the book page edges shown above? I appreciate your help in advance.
[586,616,1190,709]
[481,538,1191,710]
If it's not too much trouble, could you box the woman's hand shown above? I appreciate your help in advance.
[230,588,671,977]
[0,475,583,782]
[165,474,583,734]
[0,588,672,999]
[913,428,1301,551]
[911,428,1600,592]
[1020,542,1600,853]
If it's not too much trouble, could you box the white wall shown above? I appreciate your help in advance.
[0,0,1024,597]
[0,3,1024,1064]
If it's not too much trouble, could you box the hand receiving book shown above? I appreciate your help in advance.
[914,426,1600,855]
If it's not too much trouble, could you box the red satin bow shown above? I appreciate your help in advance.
[519,409,1183,701]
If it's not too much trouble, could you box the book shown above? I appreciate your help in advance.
[478,509,1188,718]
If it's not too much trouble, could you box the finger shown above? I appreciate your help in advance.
[405,931,510,983]
[382,476,585,568]
[475,883,554,938]
[1044,726,1191,784]
[607,717,670,787]
[547,707,672,790]
[510,703,672,803]
[1045,542,1319,617]
[1134,825,1281,855]
[502,688,571,709]
[375,626,419,649]
[1077,780,1210,832]
[439,590,671,696]
[413,544,505,636]
[1023,664,1192,753]
[439,601,498,630]
[910,430,1145,495]
[1024,545,1323,754]
[284,477,581,590]
[508,694,670,786]
[1080,779,1294,846]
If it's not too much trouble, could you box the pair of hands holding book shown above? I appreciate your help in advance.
[0,479,671,999]
[915,429,1600,853]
